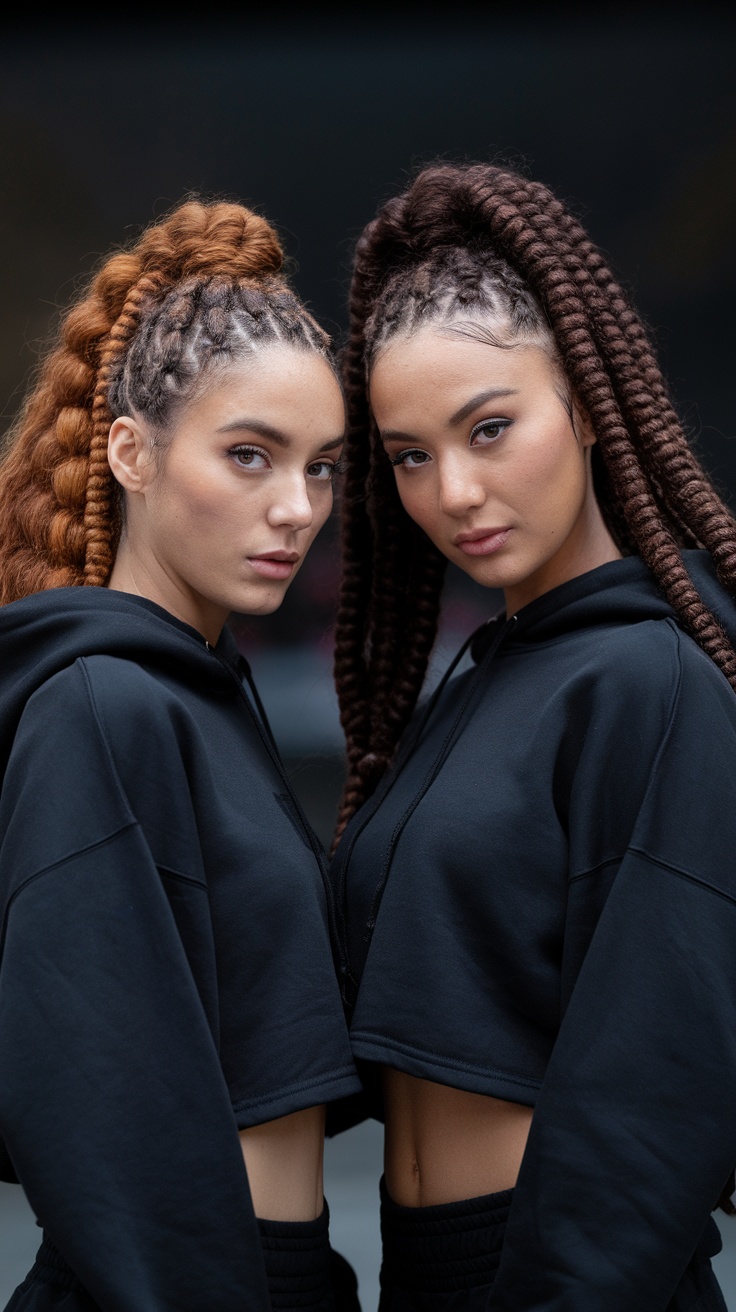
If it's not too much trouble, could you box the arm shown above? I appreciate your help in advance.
[0,671,270,1311]
[489,637,736,1310]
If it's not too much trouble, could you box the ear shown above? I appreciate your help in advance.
[107,416,155,493]
[572,398,597,449]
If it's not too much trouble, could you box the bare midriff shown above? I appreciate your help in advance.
[382,1068,533,1208]
[239,1104,326,1221]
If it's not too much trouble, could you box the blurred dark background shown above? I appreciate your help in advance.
[2,9,736,1306]
[1,6,735,846]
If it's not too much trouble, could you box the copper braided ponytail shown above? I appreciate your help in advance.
[333,163,736,843]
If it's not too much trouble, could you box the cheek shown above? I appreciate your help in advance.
[309,485,334,534]
[518,426,587,524]
[159,461,238,533]
[393,471,432,530]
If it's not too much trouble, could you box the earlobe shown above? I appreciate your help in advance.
[573,401,597,449]
[107,416,152,493]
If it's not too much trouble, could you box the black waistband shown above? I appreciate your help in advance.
[30,1234,86,1292]
[379,1176,513,1295]
[257,1202,332,1310]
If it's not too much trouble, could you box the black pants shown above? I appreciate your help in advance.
[377,1176,728,1312]
[4,1203,361,1312]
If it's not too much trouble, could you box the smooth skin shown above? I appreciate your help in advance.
[109,342,346,1220]
[369,325,621,1207]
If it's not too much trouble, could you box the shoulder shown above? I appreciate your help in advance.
[21,654,179,731]
[76,653,177,712]
[75,655,204,773]
[531,617,683,726]
[580,617,736,751]
[18,654,201,780]
[593,614,681,674]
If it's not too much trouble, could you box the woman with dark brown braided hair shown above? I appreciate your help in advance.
[328,160,736,1310]
[0,198,364,1311]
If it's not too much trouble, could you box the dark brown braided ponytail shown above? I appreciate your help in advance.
[333,162,736,843]
[0,199,331,603]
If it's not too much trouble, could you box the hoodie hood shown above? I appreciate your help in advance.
[472,549,736,658]
[0,586,241,789]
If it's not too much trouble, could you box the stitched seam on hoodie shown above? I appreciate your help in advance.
[78,658,139,822]
[158,866,208,890]
[568,856,622,885]
[349,1032,542,1089]
[0,821,142,963]
[231,1065,361,1112]
[567,621,683,891]
[625,848,736,908]
[568,850,736,908]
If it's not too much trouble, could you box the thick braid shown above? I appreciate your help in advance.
[333,208,449,844]
[0,253,143,601]
[0,199,331,603]
[333,249,389,795]
[83,273,165,586]
[334,161,736,839]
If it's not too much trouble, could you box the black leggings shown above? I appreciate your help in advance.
[377,1177,728,1312]
[4,1203,361,1312]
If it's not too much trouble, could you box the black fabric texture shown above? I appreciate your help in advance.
[379,1176,513,1296]
[0,586,360,1311]
[255,1201,361,1311]
[257,1205,333,1311]
[4,1224,364,1312]
[376,1189,725,1312]
[330,550,736,1310]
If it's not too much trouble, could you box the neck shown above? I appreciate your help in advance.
[107,537,228,646]
[503,494,622,618]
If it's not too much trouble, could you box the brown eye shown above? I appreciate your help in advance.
[470,420,510,445]
[307,460,336,481]
[231,446,270,469]
[390,449,431,468]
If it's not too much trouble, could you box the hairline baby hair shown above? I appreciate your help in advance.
[332,158,736,845]
[0,196,332,601]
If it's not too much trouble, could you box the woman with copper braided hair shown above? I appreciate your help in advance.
[328,161,736,1310]
[0,198,364,1311]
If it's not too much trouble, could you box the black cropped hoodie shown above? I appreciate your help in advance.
[330,550,736,1311]
[0,587,361,1311]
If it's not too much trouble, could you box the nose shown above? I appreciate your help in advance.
[266,471,315,531]
[437,455,485,517]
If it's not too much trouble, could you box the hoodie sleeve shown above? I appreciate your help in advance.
[489,629,736,1311]
[0,665,270,1311]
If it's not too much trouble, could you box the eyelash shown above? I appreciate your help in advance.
[389,418,511,468]
[469,418,511,443]
[230,446,344,481]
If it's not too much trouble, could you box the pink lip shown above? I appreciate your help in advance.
[247,550,299,580]
[455,528,512,557]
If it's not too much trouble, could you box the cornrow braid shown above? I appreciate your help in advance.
[333,161,736,845]
[0,198,332,604]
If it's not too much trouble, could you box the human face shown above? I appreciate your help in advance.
[369,327,620,615]
[108,344,345,643]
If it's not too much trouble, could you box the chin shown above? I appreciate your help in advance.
[451,558,508,590]
[234,589,289,617]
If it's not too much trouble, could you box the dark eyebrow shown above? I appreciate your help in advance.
[379,386,520,446]
[448,387,519,427]
[217,419,345,453]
